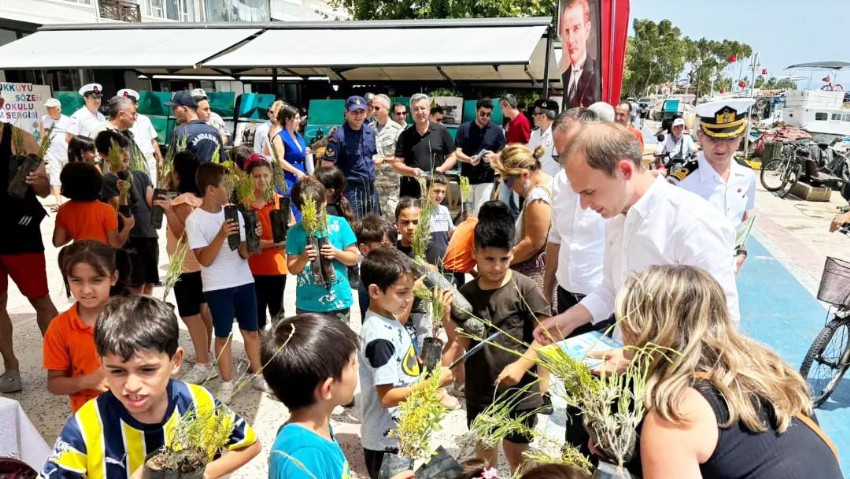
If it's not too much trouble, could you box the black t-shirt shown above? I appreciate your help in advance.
[455,120,506,184]
[173,120,222,164]
[101,170,156,238]
[395,122,455,197]
[459,272,550,411]
[0,123,46,255]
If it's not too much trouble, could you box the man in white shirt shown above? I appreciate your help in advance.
[534,122,739,348]
[654,117,698,171]
[119,89,164,186]
[670,99,757,274]
[529,99,559,176]
[39,98,71,208]
[66,83,106,143]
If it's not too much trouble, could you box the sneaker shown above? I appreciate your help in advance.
[250,375,273,395]
[182,364,214,385]
[217,381,234,404]
[0,371,22,393]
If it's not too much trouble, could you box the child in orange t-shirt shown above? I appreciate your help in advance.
[244,155,289,330]
[43,240,129,412]
[53,162,133,249]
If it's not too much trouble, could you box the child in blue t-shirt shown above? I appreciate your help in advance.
[286,178,359,324]
[262,313,359,479]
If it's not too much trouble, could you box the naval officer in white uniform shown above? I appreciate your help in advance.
[670,99,757,274]
[65,83,106,143]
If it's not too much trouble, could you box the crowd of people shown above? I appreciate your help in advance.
[0,85,844,479]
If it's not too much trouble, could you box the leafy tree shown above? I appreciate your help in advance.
[326,0,556,20]
[755,76,798,90]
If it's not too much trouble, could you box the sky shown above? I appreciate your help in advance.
[630,0,848,88]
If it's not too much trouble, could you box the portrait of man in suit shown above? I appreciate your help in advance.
[560,0,601,109]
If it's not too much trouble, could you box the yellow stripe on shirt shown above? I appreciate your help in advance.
[77,400,106,479]
[122,420,146,479]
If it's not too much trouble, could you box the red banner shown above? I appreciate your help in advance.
[599,0,630,105]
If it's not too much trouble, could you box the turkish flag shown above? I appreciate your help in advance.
[729,54,737,63]
[738,80,746,88]
[823,76,831,82]
[761,68,768,75]
[720,88,726,94]
[599,0,630,105]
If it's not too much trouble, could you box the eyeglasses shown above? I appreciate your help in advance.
[533,110,544,116]
[394,111,407,116]
[551,152,560,163]
[478,111,492,118]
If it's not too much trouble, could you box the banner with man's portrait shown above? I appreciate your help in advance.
[559,0,602,109]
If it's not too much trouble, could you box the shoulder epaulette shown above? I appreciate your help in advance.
[671,158,700,182]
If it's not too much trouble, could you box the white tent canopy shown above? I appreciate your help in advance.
[0,17,559,85]
[0,26,261,71]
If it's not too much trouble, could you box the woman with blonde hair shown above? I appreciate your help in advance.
[615,265,840,479]
[262,99,286,158]
[491,144,553,289]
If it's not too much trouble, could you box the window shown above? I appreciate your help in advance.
[843,114,850,122]
[815,112,828,121]
[141,0,165,18]
[832,113,842,121]
[165,0,192,21]
[61,0,93,5]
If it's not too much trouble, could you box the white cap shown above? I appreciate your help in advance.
[78,83,103,97]
[44,98,61,108]
[117,88,140,102]
[672,118,685,127]
[691,98,756,119]
[190,88,207,100]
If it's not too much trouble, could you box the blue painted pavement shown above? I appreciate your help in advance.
[740,236,849,473]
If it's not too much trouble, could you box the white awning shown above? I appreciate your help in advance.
[0,27,261,70]
[205,23,558,83]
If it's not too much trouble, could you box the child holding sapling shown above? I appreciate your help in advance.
[262,313,359,479]
[154,150,215,385]
[358,247,454,479]
[44,240,131,413]
[244,155,289,330]
[53,162,134,248]
[41,295,261,479]
[185,162,271,403]
[354,214,397,323]
[314,165,361,291]
[393,197,430,350]
[285,178,358,324]
[455,200,550,475]
[423,172,455,270]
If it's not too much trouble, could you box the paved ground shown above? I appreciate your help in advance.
[3,123,849,476]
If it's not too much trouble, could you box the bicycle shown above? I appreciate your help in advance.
[760,141,809,198]
[799,224,850,407]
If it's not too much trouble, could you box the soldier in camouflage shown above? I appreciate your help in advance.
[369,94,404,218]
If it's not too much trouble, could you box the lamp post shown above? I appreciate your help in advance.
[709,74,718,98]
[693,58,702,105]
[743,52,760,159]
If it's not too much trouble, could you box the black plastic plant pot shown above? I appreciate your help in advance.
[7,154,41,199]
[149,188,171,229]
[417,268,474,322]
[317,236,337,284]
[377,453,414,479]
[593,461,634,479]
[421,336,445,372]
[119,204,132,218]
[240,207,262,254]
[269,198,290,243]
[415,446,463,479]
[309,236,325,286]
[223,205,241,251]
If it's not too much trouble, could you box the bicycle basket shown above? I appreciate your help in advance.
[817,257,850,308]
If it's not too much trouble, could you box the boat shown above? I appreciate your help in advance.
[778,61,850,140]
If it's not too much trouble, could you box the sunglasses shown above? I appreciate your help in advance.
[394,111,407,116]
[478,111,492,118]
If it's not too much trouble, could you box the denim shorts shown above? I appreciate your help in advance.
[205,283,258,338]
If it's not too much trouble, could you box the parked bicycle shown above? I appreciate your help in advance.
[799,223,850,407]
[760,141,809,198]
[761,139,848,199]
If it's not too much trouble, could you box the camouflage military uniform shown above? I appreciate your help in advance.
[371,118,404,218]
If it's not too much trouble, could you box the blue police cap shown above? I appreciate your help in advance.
[346,96,367,111]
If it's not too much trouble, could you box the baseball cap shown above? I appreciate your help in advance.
[79,83,103,97]
[44,98,61,108]
[117,88,140,102]
[191,88,208,101]
[533,99,559,112]
[165,91,197,108]
[346,96,367,111]
[672,118,685,127]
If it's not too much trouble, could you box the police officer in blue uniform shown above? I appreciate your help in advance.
[323,96,379,219]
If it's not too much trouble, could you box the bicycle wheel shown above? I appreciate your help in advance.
[778,166,799,199]
[800,318,850,407]
[760,159,788,191]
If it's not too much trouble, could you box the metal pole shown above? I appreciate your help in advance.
[743,52,758,159]
[272,68,279,99]
[542,20,553,99]
[92,0,102,23]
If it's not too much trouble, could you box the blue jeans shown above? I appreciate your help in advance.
[205,283,259,337]
[344,179,380,219]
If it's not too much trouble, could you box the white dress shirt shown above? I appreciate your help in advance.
[654,133,698,158]
[253,120,271,154]
[130,114,158,159]
[67,106,106,138]
[529,125,558,176]
[548,170,607,295]
[579,176,740,331]
[671,153,756,231]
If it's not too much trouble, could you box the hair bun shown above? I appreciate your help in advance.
[532,146,545,161]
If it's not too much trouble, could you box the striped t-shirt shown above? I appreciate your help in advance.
[40,380,256,479]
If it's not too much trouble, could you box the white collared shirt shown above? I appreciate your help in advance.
[529,125,558,176]
[671,153,756,231]
[579,177,740,330]
[548,170,606,295]
[130,114,158,158]
[67,106,106,138]
[655,133,698,158]
[253,120,271,154]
